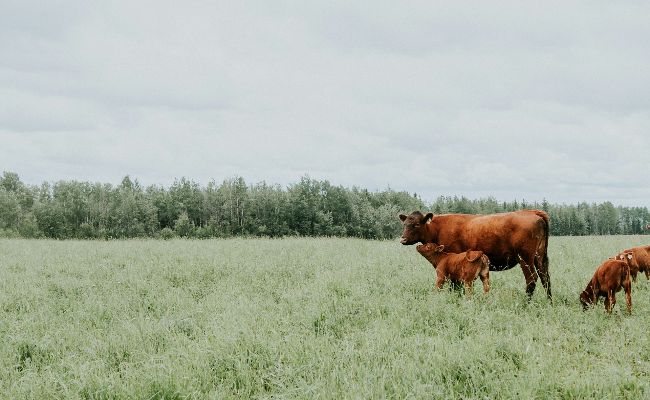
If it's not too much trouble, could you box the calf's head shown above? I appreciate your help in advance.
[398,211,433,245]
[416,243,445,265]
[616,251,638,278]
[579,290,593,310]
[416,243,444,257]
[616,252,634,264]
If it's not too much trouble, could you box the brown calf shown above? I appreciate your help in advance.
[580,254,633,314]
[612,250,642,281]
[416,243,490,296]
[621,245,650,280]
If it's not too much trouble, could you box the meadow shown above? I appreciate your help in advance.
[1,236,650,399]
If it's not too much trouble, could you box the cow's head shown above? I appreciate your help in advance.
[398,211,433,245]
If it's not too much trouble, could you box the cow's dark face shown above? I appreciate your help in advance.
[398,211,433,245]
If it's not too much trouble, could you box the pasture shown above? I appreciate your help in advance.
[1,236,650,399]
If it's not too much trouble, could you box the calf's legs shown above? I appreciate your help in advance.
[604,291,616,314]
[464,281,473,298]
[479,265,490,293]
[435,271,445,291]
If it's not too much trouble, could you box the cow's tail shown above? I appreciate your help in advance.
[533,210,551,299]
[465,250,484,263]
[480,254,490,270]
[535,211,549,266]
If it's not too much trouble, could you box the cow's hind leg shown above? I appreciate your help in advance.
[519,255,538,299]
[535,252,552,301]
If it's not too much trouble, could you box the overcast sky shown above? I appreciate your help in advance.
[2,1,649,206]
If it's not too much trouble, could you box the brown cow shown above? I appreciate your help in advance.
[416,243,490,296]
[399,210,551,299]
[580,254,633,314]
[611,249,643,281]
[621,245,650,280]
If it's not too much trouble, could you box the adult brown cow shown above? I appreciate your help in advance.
[399,210,551,300]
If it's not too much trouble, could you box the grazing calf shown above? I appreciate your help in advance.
[580,254,633,314]
[416,243,490,296]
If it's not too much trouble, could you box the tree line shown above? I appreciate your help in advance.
[0,171,648,239]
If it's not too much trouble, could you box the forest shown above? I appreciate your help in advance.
[0,171,648,239]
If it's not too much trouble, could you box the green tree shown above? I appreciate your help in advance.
[0,189,21,231]
[597,202,619,235]
[174,211,194,237]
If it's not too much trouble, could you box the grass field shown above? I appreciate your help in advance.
[2,236,650,399]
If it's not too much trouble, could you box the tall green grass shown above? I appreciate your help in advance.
[1,236,650,399]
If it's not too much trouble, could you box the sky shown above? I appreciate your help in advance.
[1,1,649,207]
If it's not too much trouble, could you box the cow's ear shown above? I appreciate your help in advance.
[424,213,434,224]
[436,245,444,252]
[399,214,407,222]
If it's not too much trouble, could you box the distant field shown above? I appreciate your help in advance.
[2,236,650,399]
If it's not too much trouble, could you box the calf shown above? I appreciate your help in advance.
[612,250,642,281]
[580,254,633,314]
[416,243,490,296]
[621,245,650,280]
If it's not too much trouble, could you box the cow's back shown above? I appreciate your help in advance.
[428,211,547,269]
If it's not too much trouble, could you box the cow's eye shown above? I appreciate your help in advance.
[414,224,420,228]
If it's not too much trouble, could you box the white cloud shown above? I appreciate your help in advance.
[1,1,650,207]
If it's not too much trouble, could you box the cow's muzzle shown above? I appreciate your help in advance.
[399,237,408,244]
